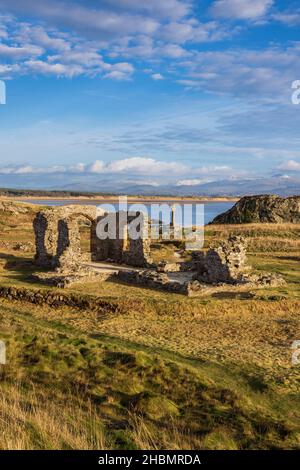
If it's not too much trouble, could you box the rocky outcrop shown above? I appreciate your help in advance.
[0,199,38,217]
[212,195,300,224]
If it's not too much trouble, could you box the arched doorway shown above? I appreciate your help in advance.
[56,212,97,269]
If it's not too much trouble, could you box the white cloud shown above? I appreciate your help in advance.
[16,25,72,52]
[110,38,190,60]
[88,160,105,173]
[0,164,66,174]
[14,165,36,174]
[0,13,136,80]
[0,64,20,75]
[194,165,231,174]
[158,20,230,44]
[176,179,208,186]
[0,43,43,58]
[0,157,188,177]
[211,0,273,20]
[70,162,86,172]
[48,50,103,67]
[0,0,234,81]
[0,158,241,184]
[272,11,300,26]
[105,157,187,174]
[159,43,189,58]
[176,79,202,88]
[103,69,133,80]
[0,0,296,101]
[25,60,84,77]
[102,0,191,21]
[151,73,164,80]
[0,0,160,37]
[278,160,300,172]
[176,43,300,96]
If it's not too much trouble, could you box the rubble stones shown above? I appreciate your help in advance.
[117,270,188,294]
[157,261,181,273]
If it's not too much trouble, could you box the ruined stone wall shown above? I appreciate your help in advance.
[33,211,59,268]
[0,285,119,313]
[94,210,153,267]
[122,211,153,267]
[34,206,152,270]
[195,236,248,284]
[33,205,100,269]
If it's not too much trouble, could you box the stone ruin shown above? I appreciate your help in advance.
[195,236,249,284]
[33,207,285,294]
[94,210,153,267]
[33,205,153,273]
[115,235,285,296]
[33,205,98,270]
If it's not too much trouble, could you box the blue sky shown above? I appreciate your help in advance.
[0,0,300,189]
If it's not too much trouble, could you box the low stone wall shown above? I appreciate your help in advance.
[117,270,189,295]
[117,268,286,297]
[0,285,119,313]
[30,268,113,288]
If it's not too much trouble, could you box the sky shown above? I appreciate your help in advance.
[0,0,300,189]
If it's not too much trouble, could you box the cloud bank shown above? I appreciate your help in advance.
[0,0,298,96]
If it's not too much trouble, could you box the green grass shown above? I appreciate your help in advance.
[0,201,300,449]
[1,299,299,450]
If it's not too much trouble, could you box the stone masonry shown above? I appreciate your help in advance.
[94,210,152,267]
[33,209,285,293]
[33,205,99,269]
[33,205,153,270]
[195,236,249,284]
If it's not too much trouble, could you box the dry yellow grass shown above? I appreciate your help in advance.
[0,382,107,450]
[5,295,298,392]
[0,204,300,449]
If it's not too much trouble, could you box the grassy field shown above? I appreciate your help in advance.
[0,201,299,449]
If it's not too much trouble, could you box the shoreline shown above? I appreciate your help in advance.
[12,195,239,204]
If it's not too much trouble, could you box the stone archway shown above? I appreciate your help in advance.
[34,205,152,271]
[34,205,101,270]
[56,212,98,269]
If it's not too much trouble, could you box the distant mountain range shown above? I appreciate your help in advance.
[0,173,299,197]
